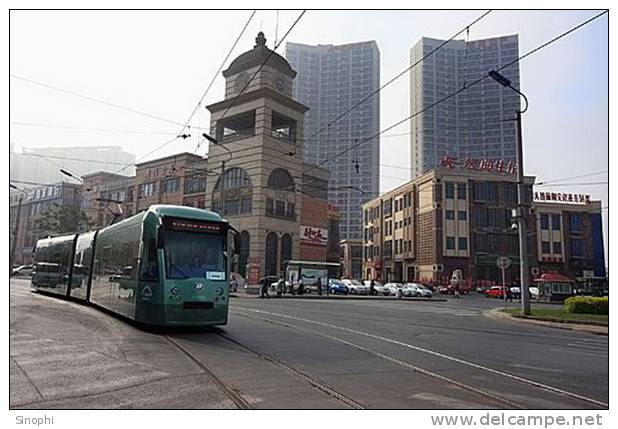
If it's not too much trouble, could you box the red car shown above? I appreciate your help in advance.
[484,286,511,299]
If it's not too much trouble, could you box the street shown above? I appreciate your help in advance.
[10,277,608,409]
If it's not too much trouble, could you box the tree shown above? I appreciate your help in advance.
[37,205,90,235]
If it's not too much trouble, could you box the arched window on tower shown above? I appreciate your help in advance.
[212,167,253,215]
[267,168,295,191]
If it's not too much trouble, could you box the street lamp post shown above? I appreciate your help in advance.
[488,70,531,315]
[202,133,232,214]
[9,184,26,272]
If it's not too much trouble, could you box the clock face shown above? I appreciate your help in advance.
[235,72,250,92]
[274,75,286,92]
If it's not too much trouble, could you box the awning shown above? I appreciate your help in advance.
[534,272,575,283]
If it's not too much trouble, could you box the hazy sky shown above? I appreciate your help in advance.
[9,9,608,244]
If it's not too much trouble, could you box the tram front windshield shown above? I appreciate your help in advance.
[163,231,226,280]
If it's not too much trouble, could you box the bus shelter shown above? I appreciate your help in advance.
[284,260,341,290]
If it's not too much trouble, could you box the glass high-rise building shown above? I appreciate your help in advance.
[286,41,380,240]
[410,35,520,178]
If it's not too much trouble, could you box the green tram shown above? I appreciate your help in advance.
[31,205,239,327]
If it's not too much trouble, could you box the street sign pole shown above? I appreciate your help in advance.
[502,265,507,310]
[496,256,512,311]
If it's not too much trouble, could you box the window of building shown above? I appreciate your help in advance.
[458,238,468,250]
[571,238,583,257]
[457,183,467,200]
[541,241,550,254]
[446,210,455,220]
[162,178,179,194]
[446,236,455,250]
[267,169,295,191]
[570,213,583,232]
[139,182,156,198]
[184,175,207,194]
[540,214,549,230]
[266,198,274,215]
[551,214,561,231]
[553,241,562,254]
[458,211,467,221]
[445,182,455,199]
[275,201,286,217]
[286,202,296,218]
[241,197,252,214]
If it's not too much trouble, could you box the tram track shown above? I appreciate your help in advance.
[163,335,252,409]
[215,331,366,409]
[232,307,608,409]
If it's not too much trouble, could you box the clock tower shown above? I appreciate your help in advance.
[206,32,310,282]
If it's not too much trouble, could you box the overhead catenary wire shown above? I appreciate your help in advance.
[535,170,608,185]
[301,10,492,148]
[297,10,609,186]
[10,121,178,136]
[10,74,189,128]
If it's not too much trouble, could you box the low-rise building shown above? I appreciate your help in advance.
[340,239,363,280]
[9,182,81,265]
[362,168,606,287]
[362,168,535,285]
[82,171,133,229]
[532,192,606,280]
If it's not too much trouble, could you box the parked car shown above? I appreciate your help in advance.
[510,286,521,299]
[484,286,511,299]
[404,283,433,298]
[342,279,369,295]
[380,282,402,296]
[328,279,349,295]
[11,265,34,276]
[476,285,489,294]
[529,286,540,299]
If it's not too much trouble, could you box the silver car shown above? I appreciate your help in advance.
[342,279,369,295]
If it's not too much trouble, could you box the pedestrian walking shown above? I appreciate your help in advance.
[316,278,323,296]
[453,283,461,299]
[259,277,270,299]
[370,279,376,296]
[298,278,304,295]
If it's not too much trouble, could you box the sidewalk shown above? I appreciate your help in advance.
[231,288,447,302]
[485,308,608,336]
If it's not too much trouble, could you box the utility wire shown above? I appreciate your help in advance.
[179,10,256,140]
[536,170,608,185]
[536,181,607,187]
[10,74,188,128]
[197,10,307,150]
[299,10,608,183]
[10,121,177,136]
[302,10,492,147]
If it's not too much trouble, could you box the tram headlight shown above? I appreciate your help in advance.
[216,287,224,296]
[171,287,180,295]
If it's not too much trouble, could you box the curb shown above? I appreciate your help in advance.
[231,293,447,302]
[484,308,608,336]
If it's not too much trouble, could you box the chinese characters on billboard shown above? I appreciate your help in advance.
[439,155,517,175]
[534,191,590,204]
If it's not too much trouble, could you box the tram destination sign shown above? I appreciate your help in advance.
[163,217,223,234]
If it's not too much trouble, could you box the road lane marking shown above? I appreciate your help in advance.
[233,311,522,409]
[235,306,608,408]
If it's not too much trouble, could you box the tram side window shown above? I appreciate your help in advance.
[140,238,159,281]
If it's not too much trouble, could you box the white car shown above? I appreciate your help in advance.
[529,286,540,299]
[12,265,34,276]
[381,282,402,296]
[403,283,433,298]
[342,279,369,295]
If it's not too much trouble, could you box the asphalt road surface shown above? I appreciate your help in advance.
[10,277,608,409]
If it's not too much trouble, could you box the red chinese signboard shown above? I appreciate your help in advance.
[534,192,590,204]
[300,225,329,246]
[440,155,517,175]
